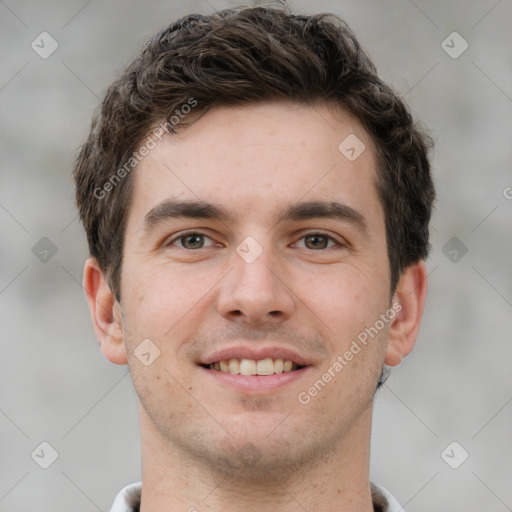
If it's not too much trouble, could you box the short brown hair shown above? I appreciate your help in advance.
[73,6,435,301]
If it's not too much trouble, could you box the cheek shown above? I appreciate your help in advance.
[296,263,389,339]
[121,259,222,341]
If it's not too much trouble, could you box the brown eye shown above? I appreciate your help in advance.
[170,233,214,249]
[181,234,204,249]
[304,234,330,250]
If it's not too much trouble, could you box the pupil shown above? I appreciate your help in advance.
[306,235,327,249]
[184,234,203,249]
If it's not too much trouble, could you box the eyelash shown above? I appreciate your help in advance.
[165,230,345,250]
[166,230,217,249]
[294,231,343,250]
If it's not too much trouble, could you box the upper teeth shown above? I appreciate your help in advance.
[209,358,297,375]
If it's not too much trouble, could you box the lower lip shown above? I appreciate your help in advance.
[201,366,311,394]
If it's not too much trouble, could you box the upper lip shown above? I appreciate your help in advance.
[199,345,313,367]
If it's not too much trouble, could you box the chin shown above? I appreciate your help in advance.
[201,437,316,485]
[180,416,326,485]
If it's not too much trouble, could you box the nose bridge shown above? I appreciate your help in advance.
[216,237,295,322]
[235,245,276,292]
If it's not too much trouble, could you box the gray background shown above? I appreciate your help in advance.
[1,0,511,510]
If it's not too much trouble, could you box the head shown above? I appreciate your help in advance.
[75,7,434,302]
[75,6,434,483]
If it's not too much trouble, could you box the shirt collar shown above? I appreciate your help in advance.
[109,482,141,512]
[110,481,404,512]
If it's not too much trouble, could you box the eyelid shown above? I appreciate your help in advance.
[162,229,347,249]
[292,230,348,248]
[164,229,217,248]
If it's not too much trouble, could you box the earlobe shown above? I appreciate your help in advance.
[83,257,128,365]
[385,261,428,367]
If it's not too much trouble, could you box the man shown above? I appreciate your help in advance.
[73,6,435,511]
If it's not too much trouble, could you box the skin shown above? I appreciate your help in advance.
[84,101,427,511]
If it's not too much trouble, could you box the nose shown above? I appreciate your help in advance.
[216,246,296,325]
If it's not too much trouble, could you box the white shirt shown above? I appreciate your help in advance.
[109,481,404,511]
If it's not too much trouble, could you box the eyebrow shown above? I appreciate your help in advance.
[142,199,232,234]
[141,199,369,238]
[275,200,369,237]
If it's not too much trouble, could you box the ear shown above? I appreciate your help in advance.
[385,260,428,366]
[83,257,127,365]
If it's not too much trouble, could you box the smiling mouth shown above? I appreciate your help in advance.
[202,358,306,376]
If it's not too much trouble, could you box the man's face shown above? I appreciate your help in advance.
[119,101,392,478]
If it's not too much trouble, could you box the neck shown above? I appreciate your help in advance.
[138,405,376,512]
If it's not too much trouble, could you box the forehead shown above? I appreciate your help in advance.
[129,100,382,226]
